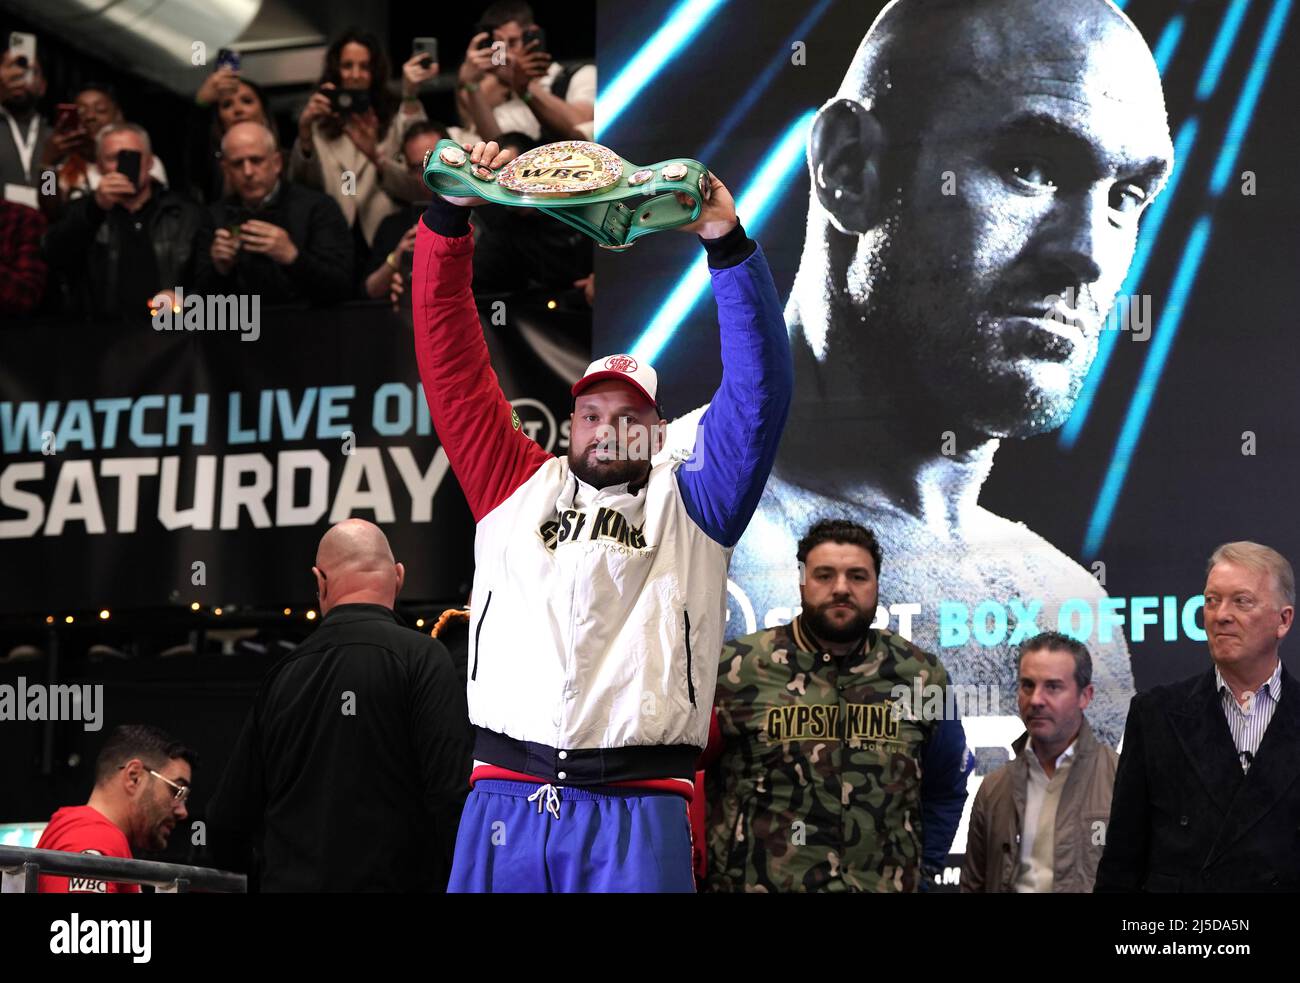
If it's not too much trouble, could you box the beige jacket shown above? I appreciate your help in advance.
[961,717,1118,893]
[288,105,427,245]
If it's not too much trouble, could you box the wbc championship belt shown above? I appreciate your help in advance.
[422,139,710,250]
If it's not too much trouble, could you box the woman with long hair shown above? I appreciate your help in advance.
[288,29,435,247]
[192,68,271,202]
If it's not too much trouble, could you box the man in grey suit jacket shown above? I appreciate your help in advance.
[1096,542,1299,892]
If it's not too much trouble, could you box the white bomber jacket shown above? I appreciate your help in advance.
[412,197,792,784]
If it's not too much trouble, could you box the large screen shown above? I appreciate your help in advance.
[594,0,1299,864]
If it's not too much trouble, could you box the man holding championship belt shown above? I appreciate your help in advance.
[412,140,792,891]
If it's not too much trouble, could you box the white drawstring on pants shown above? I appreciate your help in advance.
[527,783,562,819]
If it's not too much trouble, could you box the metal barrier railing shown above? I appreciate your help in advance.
[0,846,246,893]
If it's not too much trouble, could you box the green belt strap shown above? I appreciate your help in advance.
[422,139,710,250]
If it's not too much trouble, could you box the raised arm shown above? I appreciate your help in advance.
[411,141,550,522]
[675,178,794,547]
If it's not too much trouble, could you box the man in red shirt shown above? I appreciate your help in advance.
[36,724,195,893]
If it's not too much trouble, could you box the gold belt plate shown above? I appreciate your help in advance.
[495,140,626,198]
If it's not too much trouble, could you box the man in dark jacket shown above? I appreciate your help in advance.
[194,120,352,306]
[42,122,201,319]
[1096,541,1300,892]
[206,518,472,891]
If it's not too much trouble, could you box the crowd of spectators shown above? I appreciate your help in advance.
[0,0,595,321]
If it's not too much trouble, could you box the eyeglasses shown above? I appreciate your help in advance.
[149,769,192,803]
[119,764,191,802]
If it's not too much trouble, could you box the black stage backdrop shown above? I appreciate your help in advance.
[595,0,1300,866]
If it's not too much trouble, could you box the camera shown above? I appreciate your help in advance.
[328,88,371,115]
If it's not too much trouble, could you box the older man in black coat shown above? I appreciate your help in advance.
[1096,541,1300,892]
[194,120,353,307]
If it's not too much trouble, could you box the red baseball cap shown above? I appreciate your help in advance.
[571,354,659,408]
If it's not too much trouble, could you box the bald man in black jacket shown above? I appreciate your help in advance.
[208,519,472,891]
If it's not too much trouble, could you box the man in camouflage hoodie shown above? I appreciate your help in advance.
[705,519,972,891]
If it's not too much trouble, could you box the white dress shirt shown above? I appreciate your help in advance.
[1015,737,1077,893]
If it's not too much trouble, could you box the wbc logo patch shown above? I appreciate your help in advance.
[495,141,624,196]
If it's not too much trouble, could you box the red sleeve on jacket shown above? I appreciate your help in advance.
[411,216,551,522]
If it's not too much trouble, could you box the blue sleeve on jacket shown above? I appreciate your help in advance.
[921,716,974,871]
[675,238,793,547]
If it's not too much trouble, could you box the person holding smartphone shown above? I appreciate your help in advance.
[42,122,202,319]
[0,39,51,205]
[289,29,436,249]
[195,120,354,307]
[185,57,272,203]
[43,83,172,210]
[456,1,595,144]
[38,100,92,203]
[362,120,447,305]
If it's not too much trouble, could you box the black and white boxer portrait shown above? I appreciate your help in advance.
[667,0,1174,753]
